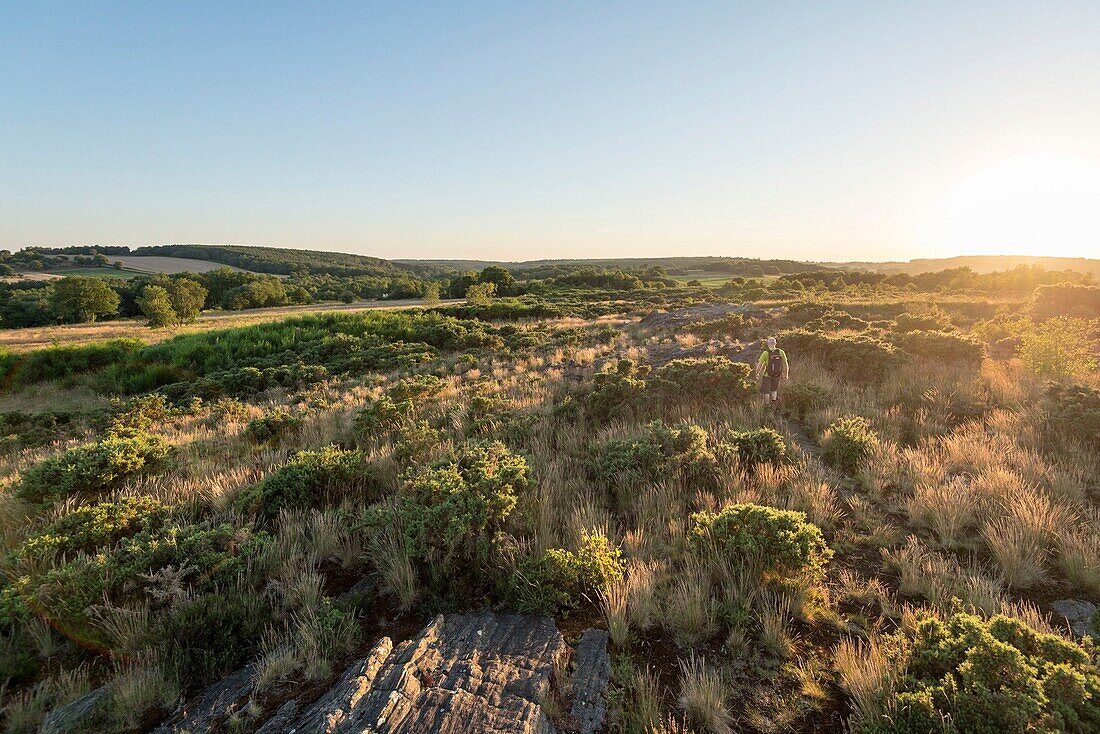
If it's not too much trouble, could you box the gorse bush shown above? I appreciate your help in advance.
[888,330,985,367]
[246,408,304,443]
[820,416,878,474]
[236,446,375,521]
[1030,283,1100,320]
[17,496,172,558]
[723,428,787,469]
[354,374,445,437]
[10,522,268,644]
[15,431,171,505]
[686,312,747,339]
[651,357,754,404]
[589,421,717,486]
[892,308,954,333]
[690,504,832,580]
[777,329,901,382]
[1018,317,1098,378]
[587,359,650,423]
[366,441,529,590]
[780,381,831,421]
[857,613,1100,734]
[510,530,625,615]
[1045,381,1100,448]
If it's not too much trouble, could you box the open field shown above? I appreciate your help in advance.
[107,255,258,275]
[0,298,461,352]
[0,279,1096,733]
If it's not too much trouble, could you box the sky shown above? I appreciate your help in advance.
[2,1,1099,262]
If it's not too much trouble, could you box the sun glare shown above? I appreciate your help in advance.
[928,154,1100,258]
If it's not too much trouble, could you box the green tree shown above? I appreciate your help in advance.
[166,278,207,323]
[49,276,120,323]
[465,281,496,306]
[478,265,516,296]
[422,282,442,306]
[136,285,177,328]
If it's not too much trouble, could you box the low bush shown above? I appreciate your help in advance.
[857,612,1100,733]
[888,330,984,367]
[780,381,831,421]
[1045,381,1100,449]
[690,504,832,580]
[820,416,877,474]
[1018,317,1098,378]
[587,359,649,423]
[686,313,747,339]
[1030,283,1100,320]
[892,308,954,333]
[366,441,530,590]
[777,330,901,382]
[15,431,171,505]
[723,428,787,469]
[17,496,172,558]
[510,530,625,614]
[0,411,80,454]
[651,357,754,404]
[589,421,718,486]
[156,590,272,691]
[236,446,374,521]
[246,408,304,443]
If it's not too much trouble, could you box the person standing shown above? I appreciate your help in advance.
[756,336,788,406]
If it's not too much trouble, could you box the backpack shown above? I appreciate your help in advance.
[765,349,784,377]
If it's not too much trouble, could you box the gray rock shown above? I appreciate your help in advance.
[253,699,299,734]
[1051,599,1098,638]
[261,611,566,734]
[39,686,109,734]
[569,629,611,734]
[151,663,256,734]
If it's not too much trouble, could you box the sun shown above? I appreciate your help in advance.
[927,154,1100,258]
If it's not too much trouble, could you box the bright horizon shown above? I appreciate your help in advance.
[3,2,1099,262]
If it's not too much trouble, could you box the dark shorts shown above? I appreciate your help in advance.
[760,374,781,394]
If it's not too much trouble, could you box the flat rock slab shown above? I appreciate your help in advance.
[569,629,611,734]
[1051,599,1098,638]
[263,611,569,734]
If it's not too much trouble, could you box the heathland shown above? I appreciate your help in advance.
[0,246,1098,733]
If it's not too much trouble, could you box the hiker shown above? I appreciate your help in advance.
[756,336,788,406]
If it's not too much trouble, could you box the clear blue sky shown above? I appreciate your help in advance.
[3,1,1099,261]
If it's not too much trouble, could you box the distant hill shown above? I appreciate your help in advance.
[397,256,836,278]
[831,255,1100,277]
[136,244,419,278]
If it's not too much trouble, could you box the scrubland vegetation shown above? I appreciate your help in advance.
[0,253,1097,733]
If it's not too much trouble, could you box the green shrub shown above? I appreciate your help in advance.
[1045,382,1100,449]
[510,530,625,615]
[0,411,79,454]
[589,421,717,486]
[888,330,984,367]
[1030,283,1100,320]
[15,431,171,505]
[587,359,649,423]
[778,329,901,382]
[780,381,831,420]
[393,420,445,464]
[11,523,268,645]
[651,357,754,404]
[892,308,954,333]
[236,446,374,521]
[367,441,529,588]
[690,504,832,580]
[1018,317,1098,378]
[820,416,877,474]
[156,590,272,691]
[723,428,787,469]
[860,613,1100,734]
[687,313,747,339]
[246,408,304,443]
[17,496,172,558]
